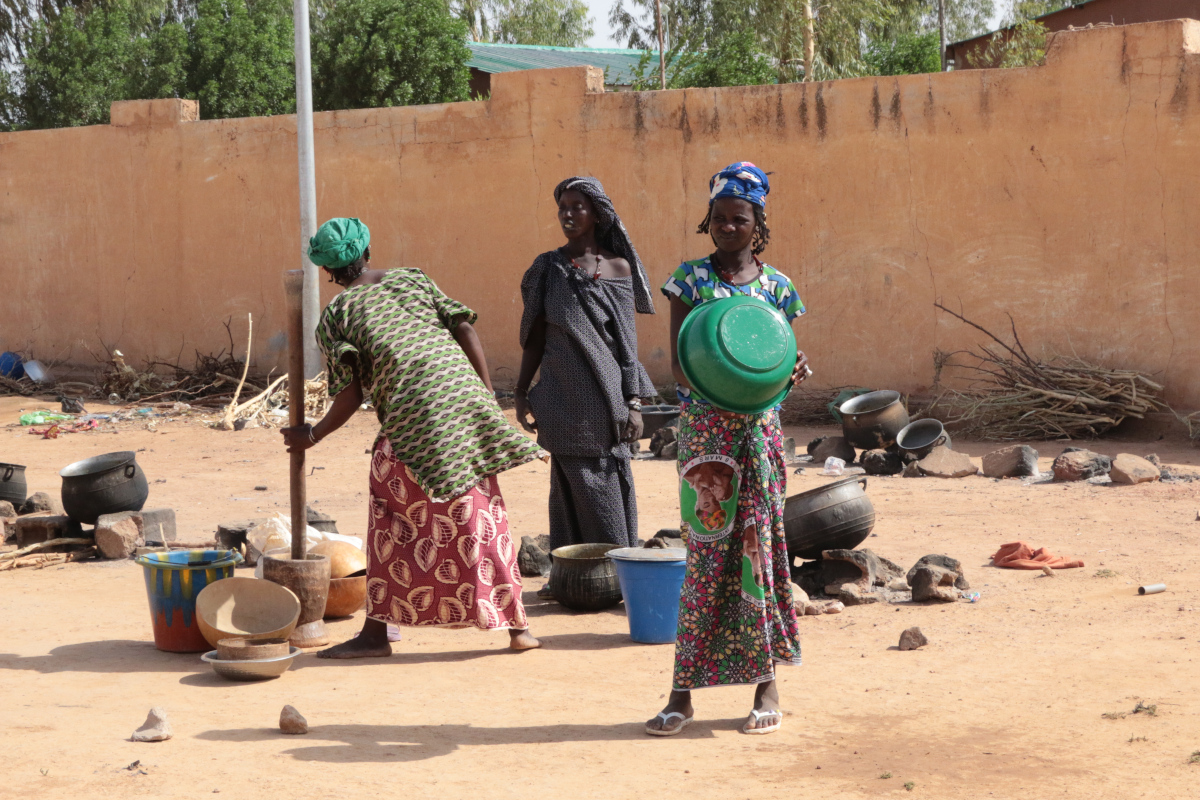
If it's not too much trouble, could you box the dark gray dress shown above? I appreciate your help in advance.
[520,250,656,550]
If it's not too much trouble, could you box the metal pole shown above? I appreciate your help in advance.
[938,0,948,71]
[656,0,665,90]
[294,0,320,377]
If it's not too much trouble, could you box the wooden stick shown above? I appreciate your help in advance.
[220,314,253,431]
[285,270,307,560]
[0,537,94,561]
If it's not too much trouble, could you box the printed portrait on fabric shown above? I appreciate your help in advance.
[679,455,740,541]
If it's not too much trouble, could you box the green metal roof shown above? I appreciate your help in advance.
[466,42,657,85]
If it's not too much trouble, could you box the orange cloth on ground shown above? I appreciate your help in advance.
[991,541,1084,570]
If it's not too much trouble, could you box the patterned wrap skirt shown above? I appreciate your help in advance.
[365,438,528,630]
[672,404,802,690]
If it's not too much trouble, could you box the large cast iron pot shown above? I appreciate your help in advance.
[0,462,28,507]
[839,390,910,450]
[548,543,623,611]
[783,476,876,561]
[60,451,149,524]
[639,404,681,440]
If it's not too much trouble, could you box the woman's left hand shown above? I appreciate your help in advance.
[281,424,317,453]
[621,408,644,443]
[792,350,810,385]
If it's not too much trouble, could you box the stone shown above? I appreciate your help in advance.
[820,548,903,591]
[13,514,84,549]
[279,705,308,735]
[830,582,880,605]
[649,425,677,457]
[215,519,261,551]
[1052,449,1111,482]
[910,565,959,602]
[131,707,172,742]
[823,601,845,614]
[916,446,978,478]
[887,577,909,591]
[902,460,923,478]
[898,627,928,651]
[254,485,268,491]
[0,500,16,518]
[644,536,684,549]
[782,437,796,462]
[233,418,260,431]
[534,534,551,553]
[982,445,1040,478]
[138,508,177,545]
[1110,454,1160,485]
[803,603,823,616]
[517,536,551,577]
[658,441,678,460]
[907,554,970,591]
[306,505,337,534]
[808,436,857,465]
[20,491,63,515]
[862,449,904,476]
[96,513,144,559]
[789,582,809,606]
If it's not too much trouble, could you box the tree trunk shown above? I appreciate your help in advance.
[802,0,815,81]
[656,0,665,90]
[938,0,948,71]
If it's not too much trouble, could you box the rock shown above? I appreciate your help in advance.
[20,491,63,515]
[658,441,678,460]
[790,582,809,606]
[649,426,677,457]
[809,436,857,465]
[862,449,904,476]
[803,603,823,616]
[131,707,172,742]
[898,627,928,651]
[215,519,262,551]
[1109,454,1160,485]
[887,577,909,591]
[254,485,268,491]
[96,515,144,559]
[916,446,978,478]
[534,534,551,553]
[0,500,16,518]
[910,565,959,602]
[907,554,970,591]
[279,705,308,735]
[139,508,177,545]
[13,514,84,549]
[830,582,880,605]
[819,548,903,591]
[1145,454,1161,467]
[782,437,796,462]
[517,536,551,577]
[1052,449,1111,482]
[644,536,684,549]
[823,601,845,614]
[982,445,1040,478]
[902,460,923,478]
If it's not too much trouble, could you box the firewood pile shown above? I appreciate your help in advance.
[931,304,1167,441]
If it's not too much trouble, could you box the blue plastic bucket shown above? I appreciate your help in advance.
[134,549,243,652]
[608,547,687,644]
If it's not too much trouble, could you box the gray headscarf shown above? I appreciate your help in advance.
[554,176,656,315]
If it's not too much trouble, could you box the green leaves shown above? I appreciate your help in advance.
[185,0,295,119]
[864,29,941,75]
[452,0,594,47]
[311,0,470,111]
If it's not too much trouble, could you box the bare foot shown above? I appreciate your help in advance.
[645,689,694,735]
[317,618,392,659]
[509,629,541,650]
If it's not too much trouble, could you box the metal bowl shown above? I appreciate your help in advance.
[548,543,622,611]
[896,419,951,460]
[201,647,301,681]
[838,390,910,450]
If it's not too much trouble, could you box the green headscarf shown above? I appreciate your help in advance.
[307,217,370,269]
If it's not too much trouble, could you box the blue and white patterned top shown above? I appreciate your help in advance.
[661,257,805,405]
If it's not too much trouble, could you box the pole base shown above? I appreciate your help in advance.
[289,619,329,648]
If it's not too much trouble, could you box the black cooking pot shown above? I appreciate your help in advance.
[0,462,27,507]
[839,390,910,450]
[639,404,681,440]
[60,451,149,524]
[782,476,876,561]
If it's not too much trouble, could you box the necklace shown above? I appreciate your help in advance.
[570,254,602,280]
[712,253,762,284]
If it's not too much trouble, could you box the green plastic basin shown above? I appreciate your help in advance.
[677,295,797,414]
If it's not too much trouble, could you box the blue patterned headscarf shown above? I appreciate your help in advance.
[708,161,770,208]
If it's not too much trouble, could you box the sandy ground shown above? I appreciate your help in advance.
[1,396,1199,800]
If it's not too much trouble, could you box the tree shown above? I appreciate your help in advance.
[451,0,593,47]
[969,0,1070,68]
[627,27,775,89]
[313,0,470,111]
[864,28,940,74]
[185,0,295,119]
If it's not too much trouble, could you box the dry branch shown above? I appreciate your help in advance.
[932,304,1166,441]
[0,538,95,561]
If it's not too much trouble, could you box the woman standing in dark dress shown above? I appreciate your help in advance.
[515,177,656,562]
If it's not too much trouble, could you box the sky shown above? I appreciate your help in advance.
[581,0,1009,50]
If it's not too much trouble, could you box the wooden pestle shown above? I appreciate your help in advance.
[284,269,307,560]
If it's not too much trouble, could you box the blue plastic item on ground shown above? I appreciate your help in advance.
[0,352,24,379]
[608,547,687,644]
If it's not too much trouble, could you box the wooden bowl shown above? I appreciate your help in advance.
[310,540,367,579]
[324,575,366,618]
[195,576,301,648]
[216,637,291,661]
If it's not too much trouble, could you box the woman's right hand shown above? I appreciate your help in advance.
[515,389,537,433]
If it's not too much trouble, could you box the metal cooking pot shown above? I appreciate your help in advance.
[0,462,28,507]
[782,476,876,561]
[639,404,681,440]
[547,543,622,611]
[838,390,910,450]
[60,451,149,524]
[895,419,951,460]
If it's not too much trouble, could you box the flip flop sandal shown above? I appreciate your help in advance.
[536,585,555,600]
[645,711,694,737]
[742,709,782,735]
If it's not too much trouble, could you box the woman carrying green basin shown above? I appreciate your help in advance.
[647,162,809,737]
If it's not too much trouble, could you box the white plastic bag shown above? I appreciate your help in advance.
[248,513,363,577]
[821,457,846,476]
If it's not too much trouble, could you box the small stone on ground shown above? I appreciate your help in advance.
[131,707,172,742]
[898,627,928,651]
[1109,454,1160,485]
[1052,450,1111,482]
[917,446,978,478]
[517,536,551,577]
[982,445,1040,479]
[280,705,308,734]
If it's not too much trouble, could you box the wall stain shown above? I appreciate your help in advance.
[815,84,827,139]
[776,91,786,130]
[871,84,882,129]
[799,86,809,133]
[1120,30,1131,83]
[1169,64,1188,121]
[633,93,646,136]
[979,74,991,120]
[679,99,693,143]
[889,83,902,130]
[709,102,721,136]
[924,82,935,119]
